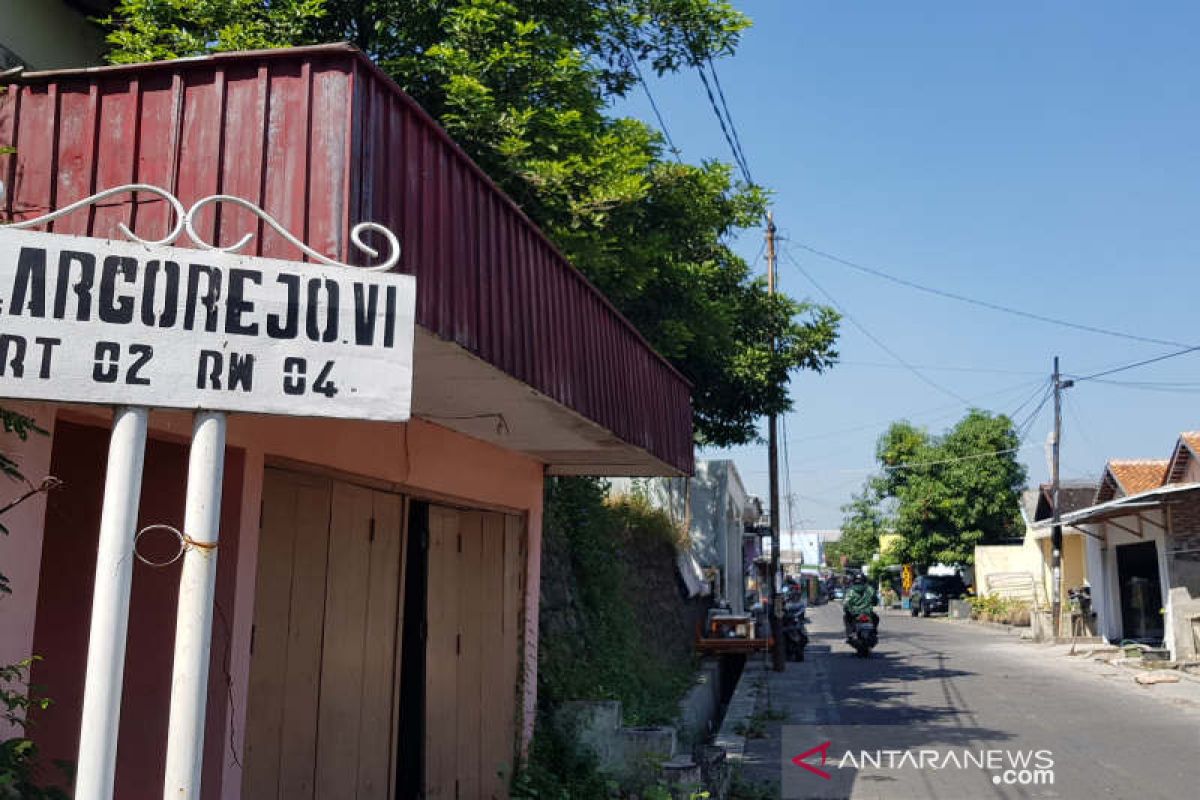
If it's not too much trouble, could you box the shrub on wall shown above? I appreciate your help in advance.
[538,477,694,726]
[967,593,1031,626]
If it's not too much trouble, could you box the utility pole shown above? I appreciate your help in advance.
[766,212,785,671]
[1050,356,1073,639]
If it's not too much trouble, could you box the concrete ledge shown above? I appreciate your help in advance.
[712,658,767,763]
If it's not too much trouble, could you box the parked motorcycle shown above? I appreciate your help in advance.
[782,594,808,662]
[847,612,877,657]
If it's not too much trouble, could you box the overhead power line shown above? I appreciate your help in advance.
[695,59,754,185]
[756,443,1039,478]
[1007,378,1052,423]
[793,241,1193,349]
[881,445,1034,472]
[1070,344,1200,383]
[1015,387,1054,443]
[837,360,1044,377]
[624,45,682,163]
[1085,379,1200,394]
[705,56,752,180]
[783,248,970,403]
[772,377,1045,449]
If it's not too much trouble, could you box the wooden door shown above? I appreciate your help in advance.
[243,469,406,800]
[424,507,526,799]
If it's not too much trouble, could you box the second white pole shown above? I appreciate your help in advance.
[162,411,227,800]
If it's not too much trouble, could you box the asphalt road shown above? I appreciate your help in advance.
[740,602,1200,799]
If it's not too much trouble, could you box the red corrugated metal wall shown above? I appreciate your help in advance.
[0,44,693,473]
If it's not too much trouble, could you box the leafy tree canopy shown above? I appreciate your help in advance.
[869,410,1026,569]
[827,484,889,569]
[100,0,839,446]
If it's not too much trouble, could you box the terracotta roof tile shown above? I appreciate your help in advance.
[1181,432,1200,452]
[1107,459,1169,495]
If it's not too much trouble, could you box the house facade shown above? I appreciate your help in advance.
[1034,436,1200,661]
[0,45,693,800]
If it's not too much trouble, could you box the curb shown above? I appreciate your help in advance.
[711,658,769,763]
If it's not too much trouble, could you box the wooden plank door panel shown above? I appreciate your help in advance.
[279,476,336,800]
[499,512,526,777]
[478,512,509,797]
[424,508,525,800]
[359,490,405,798]
[243,469,333,800]
[243,470,302,799]
[455,512,484,800]
[315,481,375,796]
[244,471,407,800]
[424,506,461,799]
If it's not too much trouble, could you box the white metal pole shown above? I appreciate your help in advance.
[75,406,149,800]
[163,411,227,799]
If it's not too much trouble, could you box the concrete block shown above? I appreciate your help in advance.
[661,755,701,787]
[554,700,624,772]
[1135,672,1181,685]
[621,725,677,765]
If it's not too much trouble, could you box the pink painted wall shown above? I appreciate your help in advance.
[30,420,244,798]
[0,401,56,736]
[1,403,544,798]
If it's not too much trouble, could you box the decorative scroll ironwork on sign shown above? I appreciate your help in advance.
[0,184,416,422]
[4,184,401,272]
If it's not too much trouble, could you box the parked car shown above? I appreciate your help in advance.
[909,574,967,617]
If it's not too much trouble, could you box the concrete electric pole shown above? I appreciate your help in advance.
[1050,356,1073,639]
[766,212,785,671]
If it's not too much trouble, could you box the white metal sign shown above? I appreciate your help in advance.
[0,226,416,420]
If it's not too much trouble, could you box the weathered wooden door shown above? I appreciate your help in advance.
[243,468,406,799]
[424,506,525,799]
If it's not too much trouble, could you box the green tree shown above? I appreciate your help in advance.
[99,0,840,446]
[828,482,889,568]
[875,410,1026,569]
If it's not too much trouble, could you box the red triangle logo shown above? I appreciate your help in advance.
[791,740,833,780]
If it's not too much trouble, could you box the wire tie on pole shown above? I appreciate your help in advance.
[134,523,218,568]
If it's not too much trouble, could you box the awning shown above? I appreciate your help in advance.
[1030,482,1200,536]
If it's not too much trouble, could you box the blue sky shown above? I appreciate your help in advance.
[614,2,1200,528]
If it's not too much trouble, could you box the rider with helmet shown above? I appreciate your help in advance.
[842,572,879,638]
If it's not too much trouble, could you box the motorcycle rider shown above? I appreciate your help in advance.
[843,572,879,639]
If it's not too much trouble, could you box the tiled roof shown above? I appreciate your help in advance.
[1166,432,1200,482]
[1033,482,1098,521]
[1107,460,1168,495]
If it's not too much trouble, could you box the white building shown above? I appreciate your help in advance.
[781,529,842,571]
[611,460,756,612]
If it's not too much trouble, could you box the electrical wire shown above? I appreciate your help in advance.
[602,1,682,163]
[835,360,1044,377]
[695,61,754,185]
[1008,379,1052,428]
[783,247,970,403]
[625,45,682,163]
[1015,388,1054,443]
[705,55,752,181]
[781,413,797,541]
[749,377,1046,451]
[1069,344,1200,383]
[793,241,1192,349]
[881,445,1035,472]
[1064,391,1101,469]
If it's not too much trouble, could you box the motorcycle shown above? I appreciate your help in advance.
[782,593,809,662]
[848,612,877,657]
